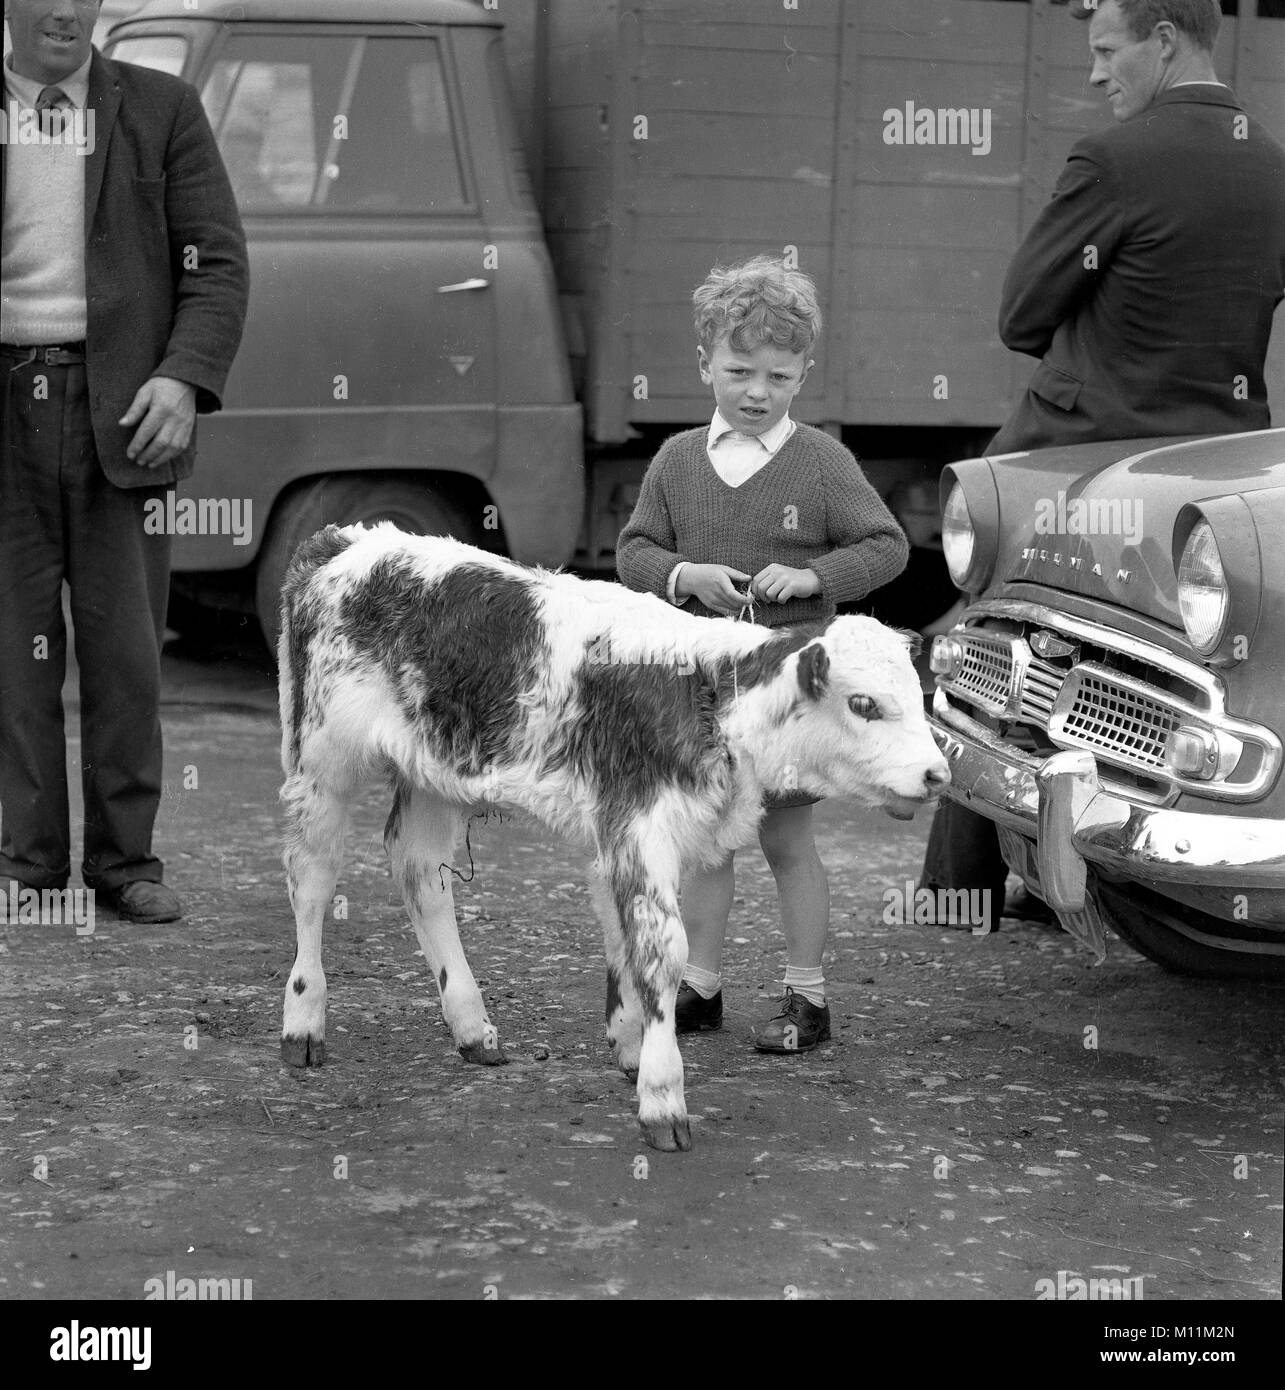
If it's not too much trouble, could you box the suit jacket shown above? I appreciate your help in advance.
[0,49,249,488]
[989,85,1285,455]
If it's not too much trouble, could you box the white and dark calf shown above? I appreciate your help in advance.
[278,524,948,1151]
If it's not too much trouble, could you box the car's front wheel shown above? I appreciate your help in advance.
[1094,877,1285,981]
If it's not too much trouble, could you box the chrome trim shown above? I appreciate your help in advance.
[938,599,1282,803]
[932,691,1285,893]
[961,597,1222,709]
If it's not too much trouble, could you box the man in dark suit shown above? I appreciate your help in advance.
[921,0,1285,926]
[0,0,248,921]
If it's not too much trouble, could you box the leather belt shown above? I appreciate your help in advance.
[0,342,87,366]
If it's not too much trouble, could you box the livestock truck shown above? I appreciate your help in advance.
[95,0,1285,641]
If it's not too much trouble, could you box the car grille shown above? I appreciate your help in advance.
[1056,668,1177,770]
[935,605,1281,803]
[942,630,1189,785]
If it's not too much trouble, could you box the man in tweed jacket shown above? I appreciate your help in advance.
[0,0,248,922]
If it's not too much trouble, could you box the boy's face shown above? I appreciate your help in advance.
[698,336,812,438]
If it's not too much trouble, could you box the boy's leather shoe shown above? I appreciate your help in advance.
[100,881,183,923]
[753,987,831,1053]
[674,982,723,1033]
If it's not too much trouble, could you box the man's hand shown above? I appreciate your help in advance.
[120,377,198,468]
[675,563,753,615]
[751,565,820,603]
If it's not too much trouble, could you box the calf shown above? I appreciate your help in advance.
[278,524,948,1151]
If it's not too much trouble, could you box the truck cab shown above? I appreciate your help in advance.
[102,0,582,642]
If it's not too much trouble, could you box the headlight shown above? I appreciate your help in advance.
[939,462,999,594]
[1176,520,1229,653]
[941,482,974,588]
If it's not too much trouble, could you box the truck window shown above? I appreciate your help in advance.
[202,32,468,214]
[104,34,187,75]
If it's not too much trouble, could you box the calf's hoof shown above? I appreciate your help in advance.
[639,1116,692,1152]
[281,1035,325,1068]
[459,1040,509,1066]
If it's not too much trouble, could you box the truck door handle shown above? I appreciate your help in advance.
[437,278,490,293]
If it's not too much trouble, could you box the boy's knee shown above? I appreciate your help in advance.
[759,815,819,874]
[762,811,812,850]
[682,854,735,893]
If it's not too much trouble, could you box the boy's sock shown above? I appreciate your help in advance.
[683,963,722,1000]
[782,965,825,1009]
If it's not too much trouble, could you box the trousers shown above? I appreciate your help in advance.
[920,797,1010,900]
[0,354,171,889]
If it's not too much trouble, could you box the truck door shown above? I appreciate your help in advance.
[188,24,498,553]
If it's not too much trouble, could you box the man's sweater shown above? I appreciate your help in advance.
[617,424,908,628]
[1,61,89,344]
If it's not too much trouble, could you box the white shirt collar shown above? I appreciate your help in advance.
[4,52,93,110]
[707,409,795,456]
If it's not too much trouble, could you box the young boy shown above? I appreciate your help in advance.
[616,256,908,1052]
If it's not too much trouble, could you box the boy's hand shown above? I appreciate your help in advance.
[752,565,821,603]
[676,563,754,615]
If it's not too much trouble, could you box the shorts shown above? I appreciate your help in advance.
[763,788,822,810]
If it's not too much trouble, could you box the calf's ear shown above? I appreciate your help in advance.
[797,641,830,700]
[897,627,923,659]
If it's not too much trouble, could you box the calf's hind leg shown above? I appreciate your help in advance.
[385,782,506,1064]
[281,774,352,1067]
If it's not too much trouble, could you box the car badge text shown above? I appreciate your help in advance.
[1019,544,1132,585]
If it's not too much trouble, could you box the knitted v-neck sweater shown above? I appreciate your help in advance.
[616,424,909,628]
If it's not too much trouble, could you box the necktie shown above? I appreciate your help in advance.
[36,85,70,138]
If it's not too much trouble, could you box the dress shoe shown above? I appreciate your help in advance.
[753,986,831,1053]
[1003,885,1058,926]
[911,881,994,931]
[675,982,723,1033]
[99,881,183,923]
[0,878,61,923]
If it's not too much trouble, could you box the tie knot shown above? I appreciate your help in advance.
[36,86,69,110]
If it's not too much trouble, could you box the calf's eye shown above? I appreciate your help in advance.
[848,695,881,720]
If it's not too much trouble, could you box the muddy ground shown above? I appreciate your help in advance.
[1,690,1282,1301]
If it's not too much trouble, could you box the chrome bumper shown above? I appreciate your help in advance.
[930,690,1285,958]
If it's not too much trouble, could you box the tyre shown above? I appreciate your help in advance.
[254,475,482,650]
[165,575,261,650]
[1093,876,1285,981]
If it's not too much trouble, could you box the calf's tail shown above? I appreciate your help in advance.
[277,524,355,777]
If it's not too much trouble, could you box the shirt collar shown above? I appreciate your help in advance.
[4,52,93,110]
[708,409,794,455]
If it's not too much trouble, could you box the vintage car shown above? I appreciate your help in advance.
[927,427,1285,980]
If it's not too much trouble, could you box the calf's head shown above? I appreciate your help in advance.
[757,616,950,817]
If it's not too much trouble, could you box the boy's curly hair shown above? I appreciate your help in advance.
[693,255,822,355]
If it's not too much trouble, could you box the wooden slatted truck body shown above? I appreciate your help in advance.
[97,0,1285,635]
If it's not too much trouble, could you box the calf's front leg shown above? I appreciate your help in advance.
[604,849,690,1152]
